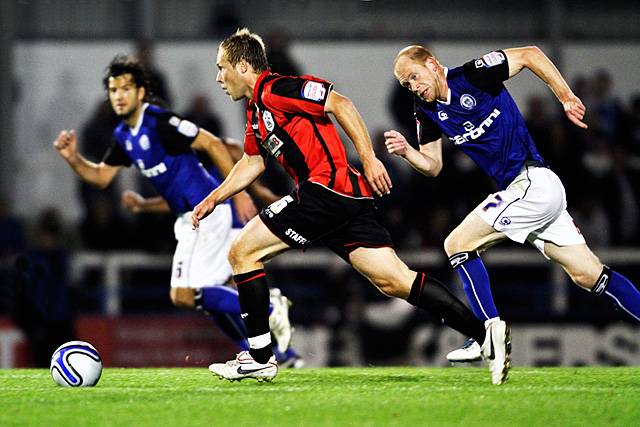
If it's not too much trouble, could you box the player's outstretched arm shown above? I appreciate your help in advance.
[121,190,171,214]
[384,130,443,177]
[192,130,257,223]
[325,90,392,196]
[53,129,121,189]
[192,153,265,229]
[221,137,281,207]
[504,46,587,129]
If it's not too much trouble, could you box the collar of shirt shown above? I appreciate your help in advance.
[437,68,451,105]
[252,70,271,102]
[129,102,149,136]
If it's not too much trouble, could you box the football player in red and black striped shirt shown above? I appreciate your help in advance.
[193,28,501,384]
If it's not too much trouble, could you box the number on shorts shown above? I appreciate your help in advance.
[482,194,504,211]
[268,195,294,215]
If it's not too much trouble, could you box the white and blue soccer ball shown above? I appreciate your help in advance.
[50,341,103,387]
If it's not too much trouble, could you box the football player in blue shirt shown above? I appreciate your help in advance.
[53,55,297,363]
[386,45,640,364]
[120,138,303,367]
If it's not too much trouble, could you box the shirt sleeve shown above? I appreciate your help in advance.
[154,110,200,154]
[264,75,333,117]
[462,50,510,91]
[102,137,132,166]
[415,105,442,145]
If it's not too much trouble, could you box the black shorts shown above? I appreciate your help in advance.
[259,182,394,261]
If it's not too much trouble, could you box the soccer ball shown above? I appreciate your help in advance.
[50,341,103,387]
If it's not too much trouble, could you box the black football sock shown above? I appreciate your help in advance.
[407,272,486,343]
[233,269,273,363]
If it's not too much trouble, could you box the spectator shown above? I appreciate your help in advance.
[183,94,223,136]
[134,40,172,107]
[265,29,302,76]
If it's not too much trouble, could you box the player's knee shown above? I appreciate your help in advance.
[227,240,246,268]
[170,290,195,308]
[371,276,408,299]
[443,232,461,256]
[569,267,602,290]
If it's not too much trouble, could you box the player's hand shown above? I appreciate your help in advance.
[53,130,78,160]
[362,156,392,197]
[121,190,145,214]
[192,194,217,229]
[384,130,411,157]
[563,95,588,129]
[231,191,258,224]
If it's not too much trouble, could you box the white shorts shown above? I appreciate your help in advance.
[474,163,585,257]
[171,204,233,288]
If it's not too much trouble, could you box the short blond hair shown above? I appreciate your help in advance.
[220,28,268,72]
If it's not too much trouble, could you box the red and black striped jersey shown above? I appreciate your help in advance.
[244,70,373,199]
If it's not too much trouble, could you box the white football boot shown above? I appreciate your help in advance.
[446,338,483,363]
[269,288,293,353]
[480,320,511,385]
[209,351,278,382]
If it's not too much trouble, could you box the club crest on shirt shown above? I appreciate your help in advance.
[460,94,477,110]
[262,110,275,132]
[139,134,150,150]
[302,81,326,101]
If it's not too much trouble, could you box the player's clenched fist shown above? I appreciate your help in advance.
[384,130,410,157]
[362,156,392,197]
[121,190,145,214]
[53,130,78,160]
[191,195,217,229]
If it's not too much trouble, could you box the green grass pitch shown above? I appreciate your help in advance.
[1,367,639,426]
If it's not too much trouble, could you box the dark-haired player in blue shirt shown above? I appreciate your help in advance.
[53,55,296,361]
[386,45,640,372]
[120,137,303,367]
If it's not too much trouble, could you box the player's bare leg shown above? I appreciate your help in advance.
[543,242,602,290]
[170,287,196,308]
[227,216,290,274]
[348,247,414,299]
[545,242,640,321]
[444,211,507,255]
[349,247,509,384]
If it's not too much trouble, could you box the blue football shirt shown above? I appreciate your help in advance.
[103,103,224,215]
[414,50,545,190]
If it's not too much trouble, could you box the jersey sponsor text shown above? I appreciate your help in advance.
[140,161,168,178]
[451,108,501,145]
[285,228,308,245]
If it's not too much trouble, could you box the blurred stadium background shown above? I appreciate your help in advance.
[1,0,639,369]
